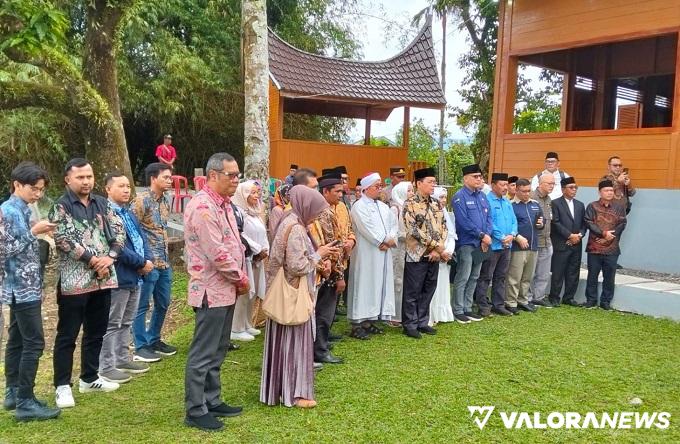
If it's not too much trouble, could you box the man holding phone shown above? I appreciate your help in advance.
[1,162,61,421]
[602,156,635,215]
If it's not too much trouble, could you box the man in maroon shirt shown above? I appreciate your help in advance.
[155,134,176,167]
[584,179,627,310]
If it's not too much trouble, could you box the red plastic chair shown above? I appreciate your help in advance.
[171,175,192,212]
[193,175,207,192]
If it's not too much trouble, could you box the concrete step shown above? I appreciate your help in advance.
[573,270,680,321]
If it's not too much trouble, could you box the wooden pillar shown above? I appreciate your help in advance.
[364,107,372,145]
[489,0,513,174]
[667,32,680,188]
[593,46,608,129]
[402,106,410,150]
[560,73,569,131]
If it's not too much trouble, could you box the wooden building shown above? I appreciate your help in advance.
[267,19,446,181]
[489,0,680,189]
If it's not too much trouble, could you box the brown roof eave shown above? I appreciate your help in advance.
[279,91,446,111]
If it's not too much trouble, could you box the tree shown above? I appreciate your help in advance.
[1,0,134,183]
[513,66,562,134]
[242,0,270,197]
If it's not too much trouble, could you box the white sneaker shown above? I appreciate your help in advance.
[79,377,120,393]
[246,327,261,336]
[55,385,75,408]
[230,331,255,342]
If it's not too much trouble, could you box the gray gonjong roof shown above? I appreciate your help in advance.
[268,19,447,109]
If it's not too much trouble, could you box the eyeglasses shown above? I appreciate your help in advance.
[216,171,242,180]
[470,174,483,179]
[610,163,623,167]
[24,184,46,194]
[565,185,578,190]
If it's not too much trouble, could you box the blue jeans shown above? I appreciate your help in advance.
[452,245,486,315]
[133,267,172,350]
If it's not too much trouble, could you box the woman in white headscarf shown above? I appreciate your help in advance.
[388,181,414,326]
[231,180,269,341]
[429,186,456,325]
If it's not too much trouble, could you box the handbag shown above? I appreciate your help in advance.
[261,223,314,326]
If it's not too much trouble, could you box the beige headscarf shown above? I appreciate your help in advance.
[232,180,262,218]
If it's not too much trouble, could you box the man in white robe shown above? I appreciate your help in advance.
[347,173,397,340]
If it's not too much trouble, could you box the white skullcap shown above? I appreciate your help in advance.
[360,173,381,190]
[433,186,447,200]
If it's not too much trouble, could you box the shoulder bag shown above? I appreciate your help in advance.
[262,223,313,326]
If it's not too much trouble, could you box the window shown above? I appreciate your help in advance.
[513,33,676,133]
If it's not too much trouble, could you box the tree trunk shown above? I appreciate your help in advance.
[242,0,271,199]
[81,1,133,184]
[438,13,447,183]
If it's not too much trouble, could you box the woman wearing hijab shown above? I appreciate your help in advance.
[268,184,292,239]
[231,181,269,341]
[388,181,414,327]
[429,187,456,325]
[260,185,339,408]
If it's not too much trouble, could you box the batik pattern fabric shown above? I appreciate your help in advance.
[403,193,447,262]
[132,189,170,269]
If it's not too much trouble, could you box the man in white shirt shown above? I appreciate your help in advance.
[531,152,570,200]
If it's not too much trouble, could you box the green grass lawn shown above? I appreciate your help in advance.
[1,272,679,443]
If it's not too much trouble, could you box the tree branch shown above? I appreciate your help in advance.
[0,80,73,116]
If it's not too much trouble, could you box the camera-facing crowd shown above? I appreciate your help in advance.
[0,150,633,431]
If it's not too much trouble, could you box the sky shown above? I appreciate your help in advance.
[346,0,471,142]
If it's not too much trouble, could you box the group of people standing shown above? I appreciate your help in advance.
[1,159,178,421]
[1,149,633,431]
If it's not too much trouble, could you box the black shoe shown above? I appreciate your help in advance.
[208,402,243,418]
[417,326,437,335]
[479,308,493,318]
[315,353,344,364]
[349,327,370,340]
[328,333,343,342]
[15,398,61,421]
[616,264,623,270]
[403,328,422,339]
[185,413,223,431]
[491,306,512,316]
[505,306,520,315]
[152,341,177,356]
[532,299,553,308]
[454,314,471,324]
[600,302,612,311]
[228,342,240,351]
[518,303,536,313]
[464,312,483,322]
[584,301,598,309]
[548,298,561,307]
[3,386,17,411]
[563,300,584,307]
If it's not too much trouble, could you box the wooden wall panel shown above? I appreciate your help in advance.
[269,139,408,182]
[498,133,672,188]
[510,0,680,54]
[268,81,283,141]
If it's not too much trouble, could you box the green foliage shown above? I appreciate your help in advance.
[0,0,68,53]
[513,66,563,134]
[396,118,474,188]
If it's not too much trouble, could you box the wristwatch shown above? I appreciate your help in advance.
[479,232,486,240]
[108,250,118,260]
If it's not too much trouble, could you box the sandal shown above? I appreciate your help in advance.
[365,324,384,335]
[349,327,370,340]
[295,399,317,408]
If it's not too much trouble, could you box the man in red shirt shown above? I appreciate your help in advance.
[155,135,176,167]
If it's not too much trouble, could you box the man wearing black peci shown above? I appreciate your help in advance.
[548,177,587,307]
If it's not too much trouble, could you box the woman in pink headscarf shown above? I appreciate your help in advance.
[260,185,339,409]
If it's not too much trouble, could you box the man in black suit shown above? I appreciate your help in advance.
[549,177,587,307]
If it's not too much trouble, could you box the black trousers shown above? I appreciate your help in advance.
[585,253,619,305]
[549,246,582,303]
[53,289,111,386]
[4,300,45,399]
[314,281,337,360]
[402,261,439,330]
[474,249,511,310]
